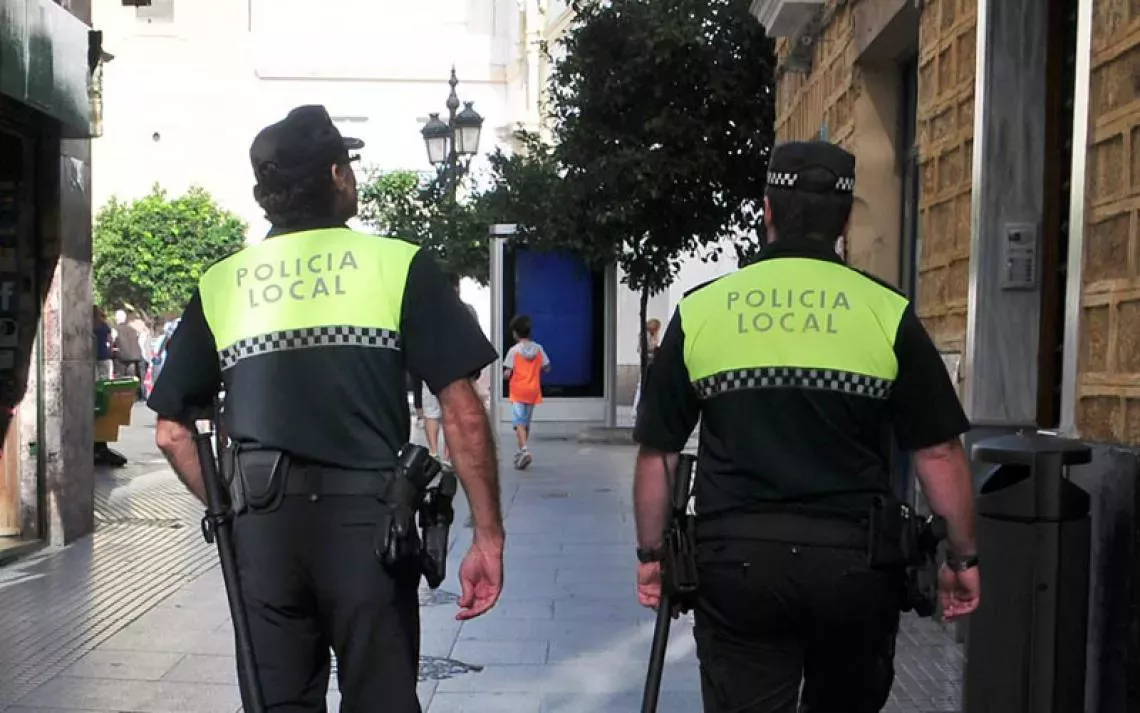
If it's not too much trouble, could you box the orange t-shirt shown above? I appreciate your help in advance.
[506,341,549,405]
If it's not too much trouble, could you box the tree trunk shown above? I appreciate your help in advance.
[638,282,650,384]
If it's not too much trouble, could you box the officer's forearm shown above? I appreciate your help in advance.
[633,447,674,549]
[154,418,207,505]
[912,438,976,556]
[439,379,504,546]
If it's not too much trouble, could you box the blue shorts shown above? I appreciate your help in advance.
[511,402,535,428]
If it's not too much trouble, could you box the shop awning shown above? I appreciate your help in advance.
[0,0,94,138]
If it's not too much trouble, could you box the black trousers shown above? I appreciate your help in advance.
[692,538,903,713]
[233,494,422,712]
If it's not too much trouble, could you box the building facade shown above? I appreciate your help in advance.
[0,0,101,552]
[761,0,1137,709]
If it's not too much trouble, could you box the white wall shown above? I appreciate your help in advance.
[92,0,518,241]
[91,0,741,369]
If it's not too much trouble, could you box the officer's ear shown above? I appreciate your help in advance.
[762,195,774,229]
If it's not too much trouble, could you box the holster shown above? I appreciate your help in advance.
[418,468,457,589]
[865,495,917,569]
[228,444,291,516]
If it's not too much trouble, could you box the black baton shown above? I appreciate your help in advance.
[640,453,698,713]
[194,424,266,713]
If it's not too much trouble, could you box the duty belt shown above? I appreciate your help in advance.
[282,461,392,497]
[695,511,868,550]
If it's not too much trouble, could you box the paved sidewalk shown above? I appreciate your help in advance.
[0,409,963,712]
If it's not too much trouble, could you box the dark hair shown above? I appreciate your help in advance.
[766,171,853,242]
[253,170,339,229]
[444,272,461,289]
[510,315,532,339]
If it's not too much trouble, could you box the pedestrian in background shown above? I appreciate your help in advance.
[92,307,113,381]
[503,314,550,470]
[631,317,662,414]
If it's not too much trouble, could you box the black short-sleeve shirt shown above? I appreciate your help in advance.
[633,238,970,518]
[147,225,497,469]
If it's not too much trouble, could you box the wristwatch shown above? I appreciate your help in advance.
[946,551,980,572]
[636,546,664,564]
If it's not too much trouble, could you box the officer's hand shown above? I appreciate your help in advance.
[938,563,981,621]
[636,562,662,610]
[456,539,504,621]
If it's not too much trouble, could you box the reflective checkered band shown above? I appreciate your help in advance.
[767,171,798,188]
[767,172,855,194]
[693,367,892,400]
[218,325,401,371]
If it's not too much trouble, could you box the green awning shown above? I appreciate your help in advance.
[0,0,93,137]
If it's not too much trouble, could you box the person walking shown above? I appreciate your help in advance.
[631,140,980,713]
[409,271,483,466]
[631,317,662,414]
[148,104,505,712]
[503,314,550,470]
[93,307,113,380]
[113,315,144,386]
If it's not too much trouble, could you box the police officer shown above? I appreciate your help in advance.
[148,105,506,712]
[632,140,981,713]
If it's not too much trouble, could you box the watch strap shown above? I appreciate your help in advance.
[946,552,979,572]
[637,547,664,564]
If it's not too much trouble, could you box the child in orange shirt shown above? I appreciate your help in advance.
[503,315,551,470]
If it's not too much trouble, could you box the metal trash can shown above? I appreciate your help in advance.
[964,432,1092,713]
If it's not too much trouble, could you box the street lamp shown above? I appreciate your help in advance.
[420,67,485,195]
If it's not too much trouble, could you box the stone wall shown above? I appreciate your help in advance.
[914,0,975,352]
[774,2,859,146]
[773,0,977,350]
[1077,1,1140,444]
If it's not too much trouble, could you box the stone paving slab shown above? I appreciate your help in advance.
[1,414,964,712]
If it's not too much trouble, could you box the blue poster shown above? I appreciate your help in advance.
[514,250,593,388]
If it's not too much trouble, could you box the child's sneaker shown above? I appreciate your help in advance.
[517,450,533,470]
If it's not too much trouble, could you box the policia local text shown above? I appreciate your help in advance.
[237,250,359,307]
[728,288,850,334]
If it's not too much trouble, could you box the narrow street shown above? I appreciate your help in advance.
[0,407,962,712]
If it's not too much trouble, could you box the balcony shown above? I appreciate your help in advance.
[749,0,825,37]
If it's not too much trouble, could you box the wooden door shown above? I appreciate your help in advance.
[0,408,20,537]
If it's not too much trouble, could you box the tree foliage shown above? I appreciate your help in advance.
[547,0,778,373]
[93,185,247,320]
[357,168,493,284]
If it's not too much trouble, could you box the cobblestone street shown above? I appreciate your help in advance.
[0,407,964,712]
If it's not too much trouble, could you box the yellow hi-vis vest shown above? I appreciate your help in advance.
[679,257,910,400]
[198,228,418,370]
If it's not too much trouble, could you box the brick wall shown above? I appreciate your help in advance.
[914,0,976,352]
[1076,1,1140,443]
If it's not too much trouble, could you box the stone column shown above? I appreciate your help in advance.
[29,139,95,547]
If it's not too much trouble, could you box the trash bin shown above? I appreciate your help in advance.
[94,377,140,443]
[963,432,1092,713]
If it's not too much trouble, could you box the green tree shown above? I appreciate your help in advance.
[357,168,494,284]
[93,185,247,321]
[548,0,777,377]
[357,168,431,244]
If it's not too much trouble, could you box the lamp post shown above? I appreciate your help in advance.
[420,67,485,200]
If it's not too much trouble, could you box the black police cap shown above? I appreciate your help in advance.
[250,105,365,185]
[766,140,855,195]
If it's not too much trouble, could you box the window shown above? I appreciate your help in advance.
[136,0,174,24]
